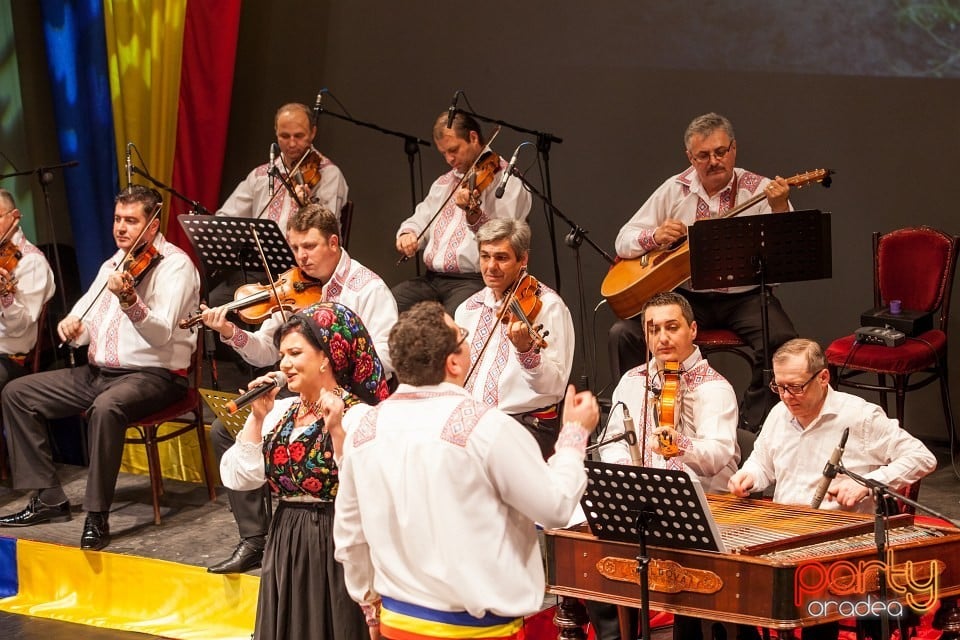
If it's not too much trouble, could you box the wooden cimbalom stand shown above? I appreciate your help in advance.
[544,464,960,640]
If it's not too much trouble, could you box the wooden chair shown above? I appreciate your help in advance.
[339,200,354,249]
[123,328,217,524]
[0,301,50,480]
[824,227,960,456]
[694,327,753,370]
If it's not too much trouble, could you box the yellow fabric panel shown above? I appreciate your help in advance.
[121,421,222,486]
[104,0,187,231]
[0,539,257,639]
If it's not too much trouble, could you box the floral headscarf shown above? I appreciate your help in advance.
[292,301,390,405]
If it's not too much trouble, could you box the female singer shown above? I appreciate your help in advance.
[220,301,390,640]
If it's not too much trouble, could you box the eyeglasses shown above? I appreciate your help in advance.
[690,141,735,164]
[768,370,823,396]
[453,326,469,351]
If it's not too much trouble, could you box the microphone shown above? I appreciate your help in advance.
[226,372,288,415]
[810,427,850,508]
[446,90,460,129]
[312,88,325,125]
[495,143,522,199]
[268,143,277,197]
[125,142,132,187]
[623,406,642,466]
[585,429,637,454]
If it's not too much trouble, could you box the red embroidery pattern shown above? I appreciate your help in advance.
[440,397,487,447]
[123,298,148,324]
[739,171,763,194]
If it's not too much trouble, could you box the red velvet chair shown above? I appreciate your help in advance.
[824,226,960,460]
[694,328,753,369]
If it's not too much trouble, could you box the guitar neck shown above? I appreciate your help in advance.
[720,192,766,219]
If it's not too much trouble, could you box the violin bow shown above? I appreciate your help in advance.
[64,201,163,337]
[248,225,289,325]
[397,126,502,266]
[254,146,319,220]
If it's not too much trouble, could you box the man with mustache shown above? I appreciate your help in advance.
[609,112,798,435]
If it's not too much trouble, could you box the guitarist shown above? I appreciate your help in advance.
[609,112,798,433]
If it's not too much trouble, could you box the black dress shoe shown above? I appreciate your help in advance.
[80,512,111,551]
[0,496,72,527]
[207,539,264,574]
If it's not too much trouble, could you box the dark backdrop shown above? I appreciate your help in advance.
[64,1,960,442]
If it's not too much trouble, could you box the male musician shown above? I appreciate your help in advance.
[728,338,936,640]
[0,185,199,551]
[0,189,56,391]
[332,301,599,639]
[393,111,531,316]
[201,202,398,574]
[594,290,739,640]
[211,102,348,307]
[454,218,573,459]
[609,112,798,433]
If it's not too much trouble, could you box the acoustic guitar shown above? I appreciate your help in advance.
[601,168,832,319]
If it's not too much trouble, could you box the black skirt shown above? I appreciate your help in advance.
[254,501,367,640]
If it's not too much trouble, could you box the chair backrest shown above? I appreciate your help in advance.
[874,226,960,330]
[24,301,50,373]
[339,200,354,250]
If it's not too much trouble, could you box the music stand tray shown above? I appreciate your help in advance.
[179,215,296,286]
[688,209,832,290]
[199,388,250,437]
[581,460,726,553]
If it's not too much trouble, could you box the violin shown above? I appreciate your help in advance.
[0,216,22,296]
[179,266,324,329]
[464,150,502,220]
[117,242,163,303]
[500,272,548,351]
[655,361,681,459]
[292,149,323,193]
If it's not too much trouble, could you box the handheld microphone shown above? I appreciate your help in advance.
[810,427,850,508]
[226,372,288,415]
[125,142,132,187]
[268,143,277,197]
[495,143,522,199]
[623,406,642,465]
[446,90,460,129]
[312,88,325,125]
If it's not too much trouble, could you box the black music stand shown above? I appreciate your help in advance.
[688,210,832,377]
[178,215,296,289]
[581,461,725,640]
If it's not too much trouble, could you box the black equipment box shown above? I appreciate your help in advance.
[860,307,933,336]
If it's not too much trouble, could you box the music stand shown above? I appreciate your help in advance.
[581,461,725,640]
[178,215,296,289]
[199,388,250,437]
[688,209,832,376]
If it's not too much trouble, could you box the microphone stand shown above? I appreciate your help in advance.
[512,170,615,392]
[130,165,211,216]
[835,462,960,639]
[316,101,431,276]
[454,106,565,293]
[0,161,79,367]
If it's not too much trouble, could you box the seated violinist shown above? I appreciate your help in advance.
[0,188,55,394]
[454,218,573,459]
[0,185,200,552]
[200,202,397,574]
[393,110,531,316]
[593,290,739,640]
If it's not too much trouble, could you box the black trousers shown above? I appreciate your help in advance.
[607,287,797,432]
[2,365,186,512]
[391,271,484,316]
[211,417,270,541]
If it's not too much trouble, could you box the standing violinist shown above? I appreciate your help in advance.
[393,110,531,316]
[0,185,200,552]
[454,218,573,460]
[211,102,348,308]
[201,202,397,575]
[593,290,739,640]
[0,189,55,395]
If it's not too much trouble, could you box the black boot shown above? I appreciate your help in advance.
[207,539,264,574]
